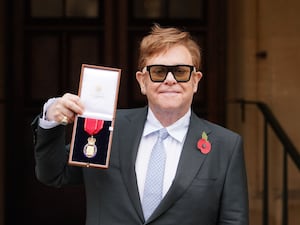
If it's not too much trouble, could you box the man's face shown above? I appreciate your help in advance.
[136,45,202,116]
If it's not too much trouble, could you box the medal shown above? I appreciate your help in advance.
[83,118,104,158]
[83,137,97,158]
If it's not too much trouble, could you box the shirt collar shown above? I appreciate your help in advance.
[143,108,191,143]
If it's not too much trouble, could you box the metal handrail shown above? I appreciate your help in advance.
[235,99,300,169]
[232,99,300,225]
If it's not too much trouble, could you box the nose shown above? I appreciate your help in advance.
[164,72,177,84]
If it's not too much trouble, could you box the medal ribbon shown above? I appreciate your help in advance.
[84,118,104,136]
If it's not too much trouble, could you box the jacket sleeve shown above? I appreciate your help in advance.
[31,115,83,187]
[218,135,249,225]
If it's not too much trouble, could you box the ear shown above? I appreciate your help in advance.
[136,71,147,95]
[192,71,203,93]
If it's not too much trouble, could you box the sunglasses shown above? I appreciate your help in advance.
[145,65,195,82]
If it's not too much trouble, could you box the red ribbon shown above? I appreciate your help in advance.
[84,118,104,136]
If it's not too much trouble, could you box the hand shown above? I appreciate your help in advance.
[46,93,84,125]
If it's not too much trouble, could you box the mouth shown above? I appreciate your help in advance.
[159,90,180,95]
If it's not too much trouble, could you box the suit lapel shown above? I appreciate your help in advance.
[118,107,148,220]
[118,109,213,223]
[147,112,212,222]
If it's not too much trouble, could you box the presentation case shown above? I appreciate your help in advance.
[69,64,121,168]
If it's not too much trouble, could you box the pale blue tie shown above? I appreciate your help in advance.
[142,128,169,220]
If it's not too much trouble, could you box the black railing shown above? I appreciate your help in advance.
[233,99,300,225]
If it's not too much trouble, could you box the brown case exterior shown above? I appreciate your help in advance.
[68,64,121,169]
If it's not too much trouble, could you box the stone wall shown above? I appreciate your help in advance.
[227,0,300,224]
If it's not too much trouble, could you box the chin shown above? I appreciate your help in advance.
[159,104,183,112]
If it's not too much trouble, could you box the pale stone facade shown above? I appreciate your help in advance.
[227,0,300,225]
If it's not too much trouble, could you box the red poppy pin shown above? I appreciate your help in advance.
[197,131,211,154]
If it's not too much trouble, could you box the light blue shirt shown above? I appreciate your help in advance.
[135,108,190,200]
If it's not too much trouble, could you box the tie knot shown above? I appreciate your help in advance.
[158,128,168,140]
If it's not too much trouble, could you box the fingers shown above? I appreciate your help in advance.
[46,93,84,124]
[60,93,84,115]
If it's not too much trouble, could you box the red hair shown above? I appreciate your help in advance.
[138,24,201,70]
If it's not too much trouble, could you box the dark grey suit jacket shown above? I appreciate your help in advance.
[33,107,248,225]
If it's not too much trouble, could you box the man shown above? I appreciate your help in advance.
[32,24,249,225]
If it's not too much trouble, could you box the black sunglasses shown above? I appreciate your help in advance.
[145,65,195,82]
